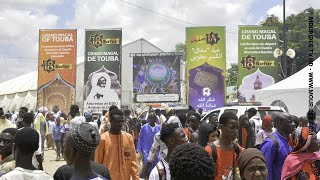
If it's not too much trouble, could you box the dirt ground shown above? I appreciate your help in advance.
[42,148,66,176]
[43,147,145,179]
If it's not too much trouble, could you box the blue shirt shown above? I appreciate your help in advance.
[53,125,62,141]
[260,132,292,180]
[137,123,161,174]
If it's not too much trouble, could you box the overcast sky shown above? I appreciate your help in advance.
[0,0,318,83]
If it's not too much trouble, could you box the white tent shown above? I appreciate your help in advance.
[255,57,320,117]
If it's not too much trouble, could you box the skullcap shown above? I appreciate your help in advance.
[71,123,100,153]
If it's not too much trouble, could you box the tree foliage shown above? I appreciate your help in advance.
[175,43,186,52]
[227,63,238,87]
[260,7,320,77]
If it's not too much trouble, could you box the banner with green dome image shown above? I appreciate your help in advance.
[132,52,182,103]
[186,27,226,113]
[237,26,279,102]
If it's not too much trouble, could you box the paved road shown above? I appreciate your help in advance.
[43,148,66,176]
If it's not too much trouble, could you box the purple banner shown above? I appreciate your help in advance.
[189,63,224,112]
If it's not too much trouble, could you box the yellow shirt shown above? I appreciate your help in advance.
[0,154,15,174]
[0,119,15,133]
[33,113,46,132]
[95,131,139,180]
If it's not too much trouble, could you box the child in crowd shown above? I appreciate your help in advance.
[52,117,62,161]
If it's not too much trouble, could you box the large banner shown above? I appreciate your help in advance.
[238,26,278,102]
[37,29,77,112]
[83,29,122,113]
[132,53,181,102]
[186,27,226,112]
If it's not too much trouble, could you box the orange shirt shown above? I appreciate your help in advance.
[205,144,243,180]
[241,128,247,148]
[95,131,140,180]
[184,127,192,140]
[291,161,320,180]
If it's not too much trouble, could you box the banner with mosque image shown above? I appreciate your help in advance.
[186,27,226,113]
[37,29,77,113]
[132,52,182,102]
[237,26,278,102]
[84,29,122,113]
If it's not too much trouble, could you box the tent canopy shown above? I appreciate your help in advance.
[255,57,320,117]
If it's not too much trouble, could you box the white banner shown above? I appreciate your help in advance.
[136,94,179,102]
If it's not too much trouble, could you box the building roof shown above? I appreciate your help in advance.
[123,38,163,52]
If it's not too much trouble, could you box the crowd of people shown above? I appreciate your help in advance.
[0,105,318,180]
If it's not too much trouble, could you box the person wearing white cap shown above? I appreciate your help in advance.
[165,107,174,120]
[34,107,47,132]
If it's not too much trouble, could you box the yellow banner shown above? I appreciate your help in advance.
[56,64,72,69]
[103,38,120,44]
[255,60,275,66]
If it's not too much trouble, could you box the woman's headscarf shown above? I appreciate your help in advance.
[289,127,313,153]
[238,148,266,177]
[262,115,272,129]
[198,122,216,147]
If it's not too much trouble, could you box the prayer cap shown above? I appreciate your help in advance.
[71,123,100,153]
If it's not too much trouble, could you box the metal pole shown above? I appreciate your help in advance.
[283,0,287,78]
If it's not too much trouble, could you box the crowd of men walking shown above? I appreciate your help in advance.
[0,105,318,180]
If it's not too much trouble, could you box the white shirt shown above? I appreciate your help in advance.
[255,129,272,145]
[88,122,99,132]
[316,131,320,141]
[250,116,262,135]
[149,159,170,180]
[47,121,55,134]
[147,132,168,162]
[149,124,156,132]
[70,116,86,129]
[158,114,167,126]
[0,167,53,180]
[10,114,17,124]
[52,111,61,121]
[32,130,42,169]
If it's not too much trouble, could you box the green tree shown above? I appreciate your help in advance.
[174,43,186,52]
[226,63,238,87]
[260,8,320,78]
